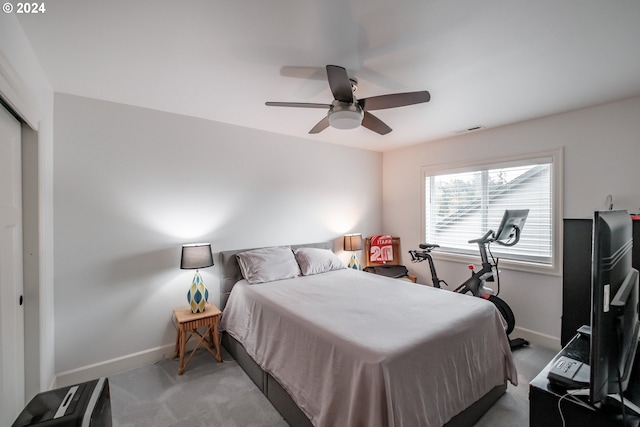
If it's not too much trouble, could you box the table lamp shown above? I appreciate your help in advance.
[344,233,363,270]
[181,243,214,313]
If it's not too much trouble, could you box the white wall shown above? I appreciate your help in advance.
[45,87,640,378]
[53,94,382,381]
[383,96,640,349]
[0,14,55,394]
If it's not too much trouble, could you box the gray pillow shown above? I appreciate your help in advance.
[294,247,345,276]
[236,246,301,284]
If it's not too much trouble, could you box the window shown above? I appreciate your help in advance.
[422,149,562,273]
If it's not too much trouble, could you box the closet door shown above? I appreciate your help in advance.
[0,104,24,426]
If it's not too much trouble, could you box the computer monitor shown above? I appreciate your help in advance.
[494,209,529,244]
[590,210,640,407]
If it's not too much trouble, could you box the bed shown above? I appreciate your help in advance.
[219,242,516,427]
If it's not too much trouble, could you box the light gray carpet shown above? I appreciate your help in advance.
[475,344,557,426]
[109,347,288,427]
[109,344,557,426]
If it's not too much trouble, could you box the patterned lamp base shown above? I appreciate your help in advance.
[348,252,361,270]
[187,270,209,313]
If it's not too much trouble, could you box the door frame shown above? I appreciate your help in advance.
[0,50,46,405]
[0,101,24,426]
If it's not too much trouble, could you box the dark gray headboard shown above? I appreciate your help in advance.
[219,241,334,309]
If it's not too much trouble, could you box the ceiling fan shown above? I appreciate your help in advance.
[265,65,430,135]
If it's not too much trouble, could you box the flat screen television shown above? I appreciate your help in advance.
[590,210,640,407]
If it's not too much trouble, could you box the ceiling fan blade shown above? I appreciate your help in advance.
[309,116,330,134]
[362,112,392,135]
[266,102,330,108]
[359,91,431,111]
[326,65,354,103]
[279,66,327,80]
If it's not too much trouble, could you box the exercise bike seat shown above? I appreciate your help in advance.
[418,243,440,250]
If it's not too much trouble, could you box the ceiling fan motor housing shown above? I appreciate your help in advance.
[328,101,363,129]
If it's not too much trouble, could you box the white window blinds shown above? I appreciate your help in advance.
[423,156,554,266]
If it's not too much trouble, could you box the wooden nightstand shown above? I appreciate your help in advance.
[173,303,222,375]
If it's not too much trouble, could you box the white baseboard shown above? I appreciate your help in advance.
[512,326,562,351]
[54,343,181,388]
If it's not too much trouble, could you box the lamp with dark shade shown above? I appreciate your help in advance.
[344,233,363,270]
[181,243,214,313]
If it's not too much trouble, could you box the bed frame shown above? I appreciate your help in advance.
[219,241,506,427]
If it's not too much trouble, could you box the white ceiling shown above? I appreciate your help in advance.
[17,0,640,152]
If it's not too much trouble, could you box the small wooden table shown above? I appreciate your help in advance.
[173,303,222,375]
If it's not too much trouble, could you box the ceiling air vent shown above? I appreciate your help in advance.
[452,125,484,134]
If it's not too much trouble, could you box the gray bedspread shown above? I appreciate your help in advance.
[220,268,516,427]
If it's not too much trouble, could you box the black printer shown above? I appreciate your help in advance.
[12,377,111,427]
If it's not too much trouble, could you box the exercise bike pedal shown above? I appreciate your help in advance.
[509,337,529,350]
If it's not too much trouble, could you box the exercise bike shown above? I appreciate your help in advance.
[408,209,530,350]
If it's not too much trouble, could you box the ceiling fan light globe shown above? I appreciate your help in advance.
[328,103,364,130]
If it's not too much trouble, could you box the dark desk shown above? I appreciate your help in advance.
[530,333,640,427]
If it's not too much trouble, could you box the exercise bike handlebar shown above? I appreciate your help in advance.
[467,224,524,246]
[467,229,495,245]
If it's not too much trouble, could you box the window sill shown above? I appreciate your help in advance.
[429,250,561,277]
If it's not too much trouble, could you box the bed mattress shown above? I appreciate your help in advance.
[220,268,516,427]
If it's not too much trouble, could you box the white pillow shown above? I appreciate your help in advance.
[294,247,345,276]
[236,246,301,284]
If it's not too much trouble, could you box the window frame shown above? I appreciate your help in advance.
[420,148,563,276]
